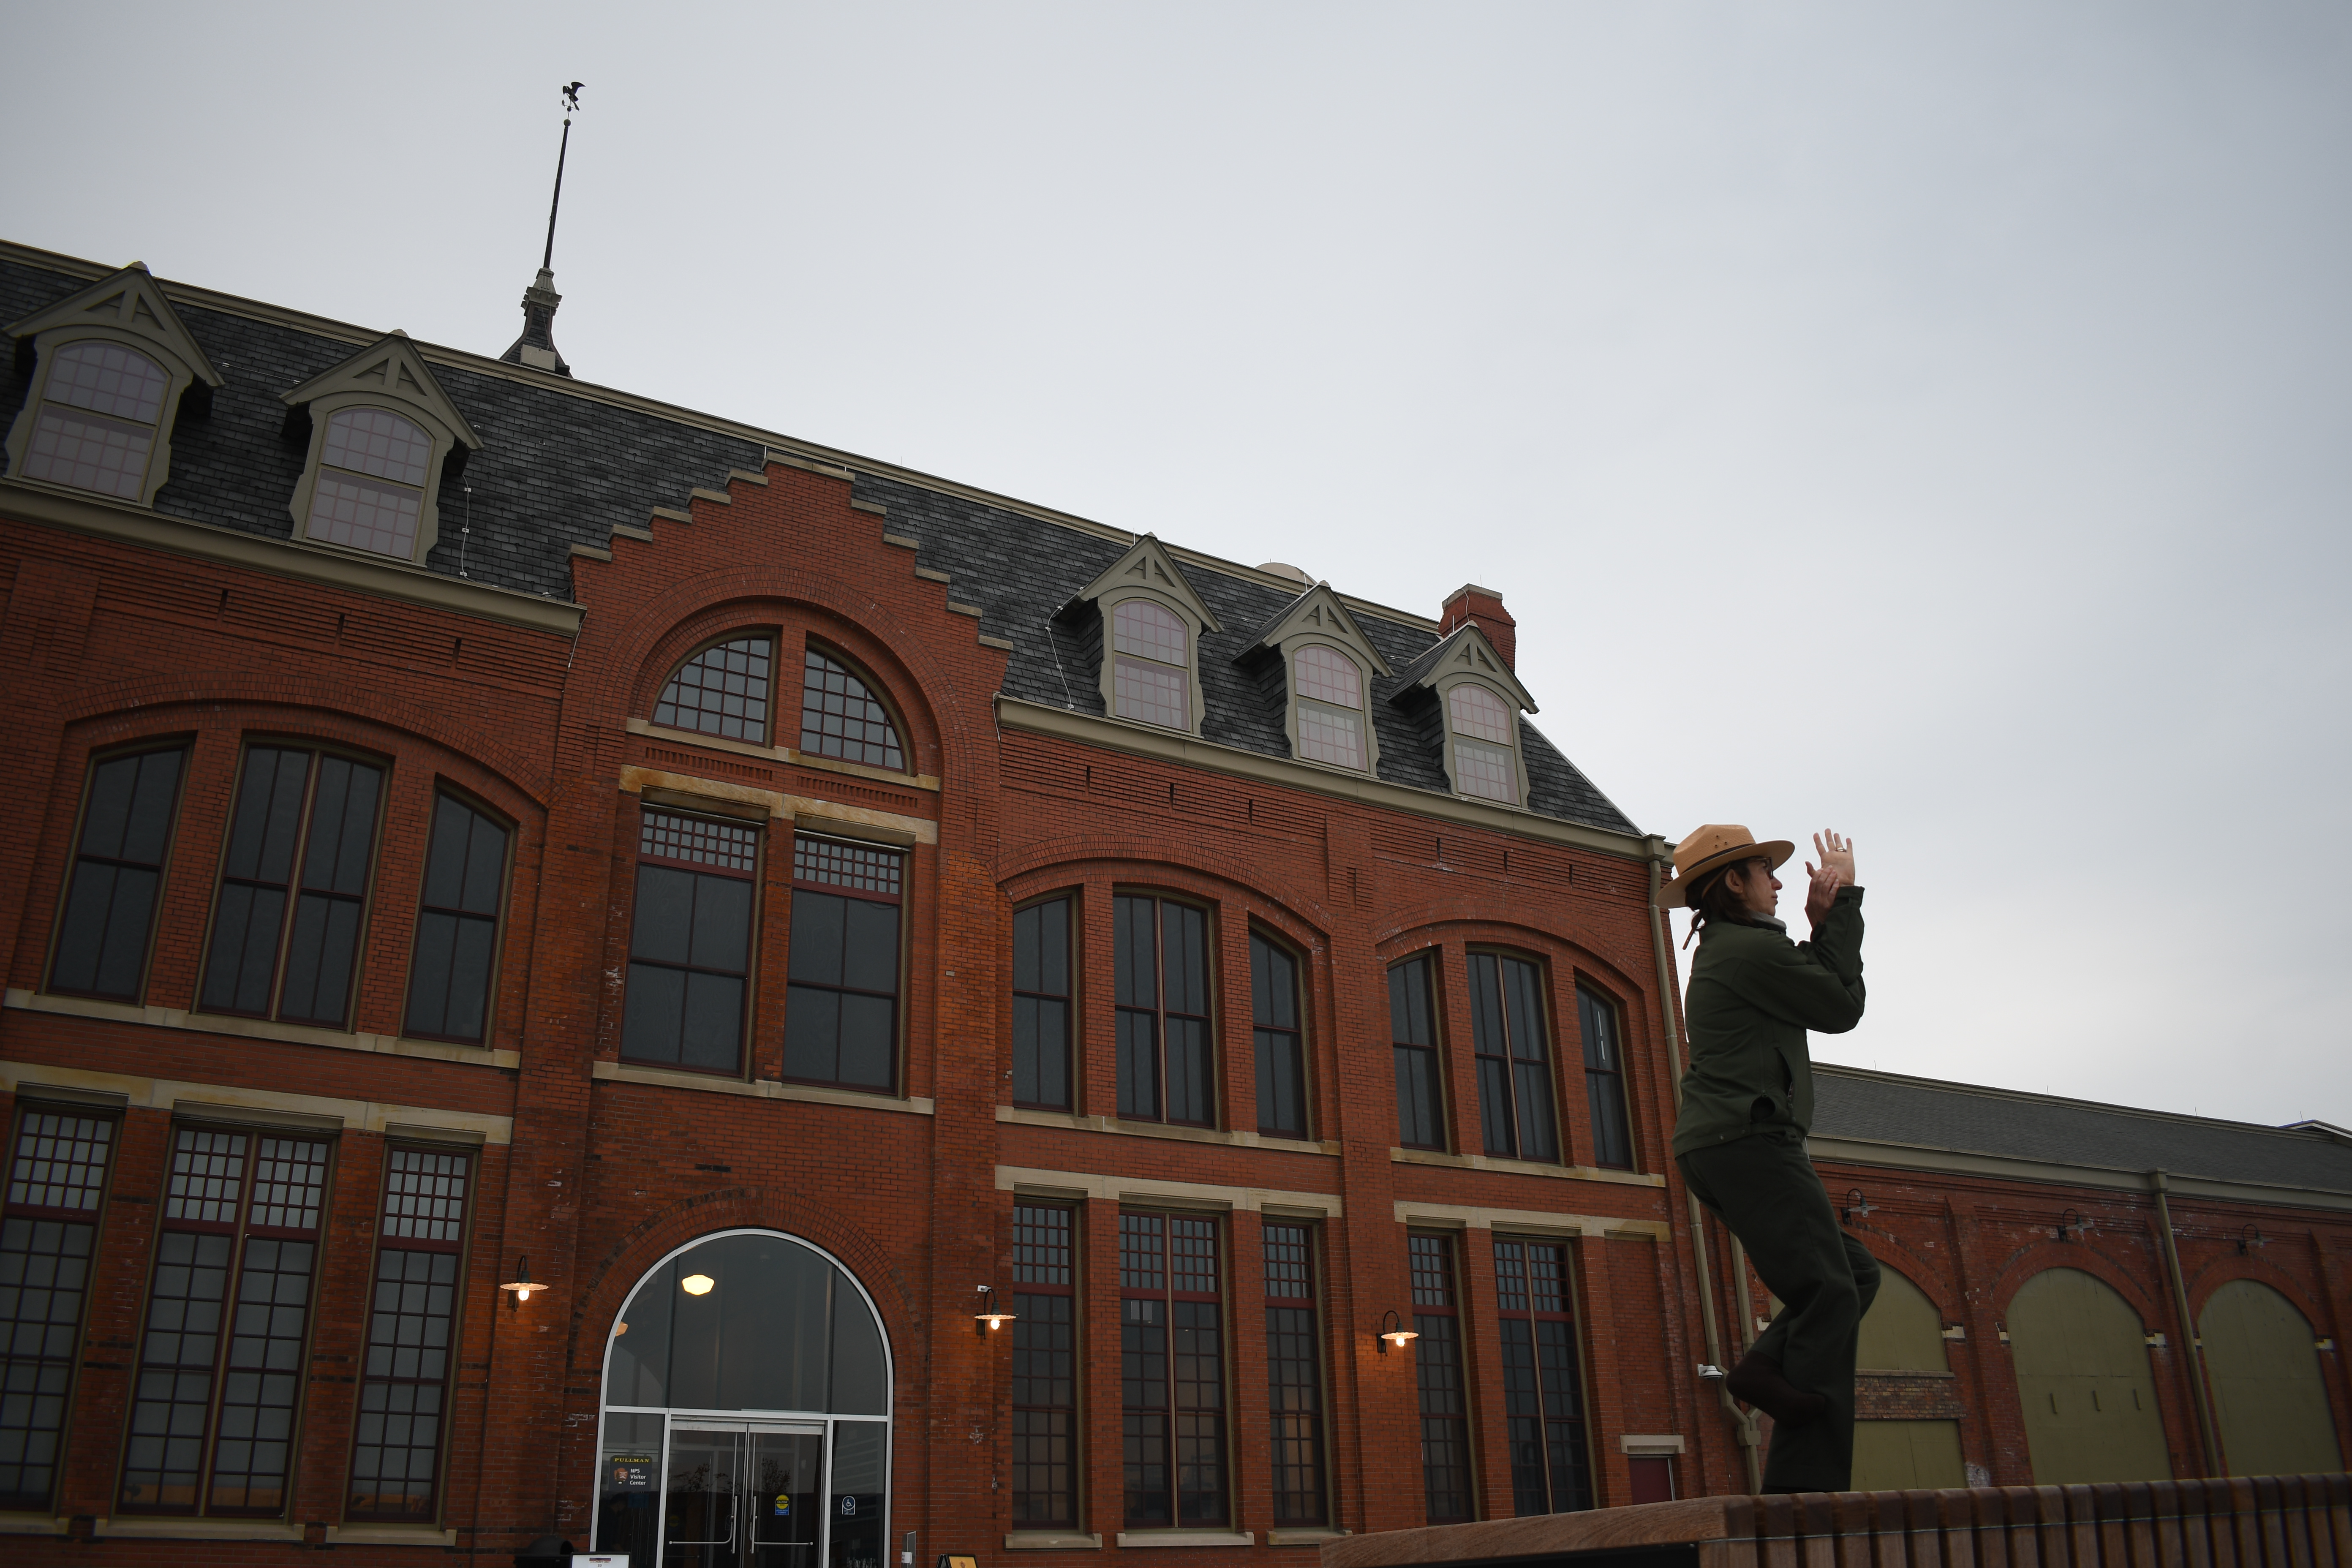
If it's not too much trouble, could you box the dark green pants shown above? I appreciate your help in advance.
[1678,1129,1880,1493]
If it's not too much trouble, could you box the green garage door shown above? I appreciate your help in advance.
[1853,1269,1966,1491]
[2009,1267,2172,1484]
[2200,1280,2342,1478]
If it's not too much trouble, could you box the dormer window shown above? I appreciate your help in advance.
[280,334,480,567]
[306,408,434,557]
[1293,645,1366,768]
[1065,535,1221,737]
[1112,599,1190,729]
[4,264,223,509]
[1446,684,1517,803]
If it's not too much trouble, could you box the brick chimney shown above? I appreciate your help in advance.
[1439,583,1516,668]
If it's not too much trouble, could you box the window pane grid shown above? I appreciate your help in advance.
[1293,645,1361,708]
[1410,1234,1472,1524]
[321,407,432,488]
[640,810,758,875]
[45,340,169,423]
[792,836,902,898]
[348,1146,471,1521]
[1263,1223,1326,1527]
[24,405,155,498]
[1495,1241,1591,1515]
[1112,599,1188,664]
[655,636,773,744]
[7,1111,114,1212]
[623,819,757,1075]
[782,837,904,1093]
[0,1109,115,1510]
[1296,700,1365,769]
[307,470,422,559]
[1011,1203,1076,1528]
[800,649,905,770]
[1113,656,1189,730]
[1122,1212,1226,1529]
[49,747,184,1002]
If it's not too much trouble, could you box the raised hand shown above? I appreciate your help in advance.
[1804,830,1855,929]
[1809,830,1856,886]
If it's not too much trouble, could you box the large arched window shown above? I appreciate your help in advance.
[799,648,904,770]
[596,1230,891,1568]
[656,636,776,745]
[304,407,433,558]
[20,341,170,499]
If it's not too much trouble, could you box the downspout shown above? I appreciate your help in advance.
[2151,1170,2224,1475]
[1647,838,1765,1493]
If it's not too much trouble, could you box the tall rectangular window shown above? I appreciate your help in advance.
[1576,988,1633,1171]
[1113,895,1211,1126]
[1468,953,1557,1162]
[1263,1223,1326,1527]
[200,746,384,1027]
[50,746,184,1001]
[1120,1212,1225,1528]
[120,1127,330,1516]
[1411,1232,1472,1524]
[1252,934,1307,1138]
[404,794,509,1044]
[1390,955,1443,1151]
[621,810,758,1075]
[0,1108,115,1509]
[1010,1203,1077,1528]
[1012,897,1073,1111]
[783,836,904,1092]
[1495,1240,1592,1515]
[346,1145,470,1521]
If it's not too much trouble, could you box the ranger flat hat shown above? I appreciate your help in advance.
[1654,824,1794,909]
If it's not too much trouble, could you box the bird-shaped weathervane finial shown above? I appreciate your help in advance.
[562,81,583,115]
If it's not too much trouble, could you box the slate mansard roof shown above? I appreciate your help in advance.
[0,243,1638,838]
[1811,1065,2352,1200]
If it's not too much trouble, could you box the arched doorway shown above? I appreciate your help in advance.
[1852,1268,1965,1490]
[593,1230,892,1568]
[2200,1279,2342,1477]
[2009,1267,2170,1483]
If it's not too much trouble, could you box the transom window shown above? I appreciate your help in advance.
[22,341,168,499]
[656,636,773,744]
[306,408,432,558]
[800,648,904,770]
[1112,600,1190,730]
[1447,684,1517,803]
[1293,645,1366,769]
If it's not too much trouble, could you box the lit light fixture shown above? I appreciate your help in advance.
[974,1285,1016,1336]
[1376,1308,1418,1354]
[681,1273,716,1296]
[500,1254,543,1305]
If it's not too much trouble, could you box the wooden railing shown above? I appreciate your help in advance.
[1322,1474,2352,1568]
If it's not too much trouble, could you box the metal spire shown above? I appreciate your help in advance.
[542,82,583,271]
[501,82,583,377]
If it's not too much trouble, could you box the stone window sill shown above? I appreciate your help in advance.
[1389,1146,1663,1187]
[999,1106,1337,1155]
[593,1059,935,1115]
[326,1524,459,1545]
[1266,1529,1351,1546]
[1115,1531,1255,1548]
[3,988,518,1070]
[0,1516,69,1535]
[93,1517,303,1540]
[1004,1532,1102,1550]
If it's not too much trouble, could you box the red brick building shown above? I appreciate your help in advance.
[0,240,2343,1566]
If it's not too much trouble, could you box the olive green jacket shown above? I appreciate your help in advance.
[1670,886,1866,1157]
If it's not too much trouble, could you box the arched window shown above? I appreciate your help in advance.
[1851,1269,1966,1491]
[2200,1280,2342,1477]
[800,648,904,770]
[1111,599,1190,730]
[596,1230,891,1568]
[656,636,775,745]
[305,407,433,558]
[1293,645,1365,769]
[1446,684,1517,803]
[2007,1267,2169,1484]
[21,341,170,500]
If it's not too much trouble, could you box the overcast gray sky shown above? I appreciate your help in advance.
[8,3,2347,1127]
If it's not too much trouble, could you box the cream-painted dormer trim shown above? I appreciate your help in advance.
[3,264,224,509]
[1247,581,1394,774]
[1066,534,1221,737]
[1392,623,1538,808]
[281,333,482,566]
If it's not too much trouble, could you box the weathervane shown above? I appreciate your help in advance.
[502,81,584,375]
[544,82,585,272]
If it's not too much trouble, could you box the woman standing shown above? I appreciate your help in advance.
[1660,825,1873,1494]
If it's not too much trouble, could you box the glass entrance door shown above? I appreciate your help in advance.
[664,1423,824,1568]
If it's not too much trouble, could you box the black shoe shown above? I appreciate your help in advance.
[1725,1351,1829,1429]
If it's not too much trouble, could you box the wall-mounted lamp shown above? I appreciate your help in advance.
[2237,1225,2265,1255]
[1840,1189,1875,1224]
[2056,1209,2088,1242]
[1376,1309,1418,1355]
[974,1285,1017,1336]
[500,1254,545,1306]
[681,1273,716,1296]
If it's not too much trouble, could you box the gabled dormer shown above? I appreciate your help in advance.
[281,334,482,566]
[1241,581,1395,772]
[1064,534,1222,735]
[3,264,223,507]
[1392,621,1539,807]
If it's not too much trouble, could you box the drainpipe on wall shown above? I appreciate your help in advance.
[2151,1169,2225,1475]
[1647,839,1765,1493]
